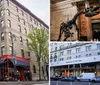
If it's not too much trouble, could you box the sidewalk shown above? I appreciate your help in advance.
[0,80,49,85]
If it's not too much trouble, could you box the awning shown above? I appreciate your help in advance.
[0,59,5,64]
[10,59,29,67]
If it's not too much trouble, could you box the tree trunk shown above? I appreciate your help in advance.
[38,60,41,80]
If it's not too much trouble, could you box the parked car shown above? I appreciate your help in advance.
[90,76,100,82]
[77,73,95,81]
[50,75,60,80]
[60,77,75,82]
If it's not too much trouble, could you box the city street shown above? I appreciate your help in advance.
[51,81,100,85]
[0,81,49,85]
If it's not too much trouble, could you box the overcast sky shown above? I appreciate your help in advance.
[17,0,50,26]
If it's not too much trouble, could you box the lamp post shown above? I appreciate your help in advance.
[11,33,17,81]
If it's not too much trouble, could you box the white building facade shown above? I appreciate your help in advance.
[50,43,100,77]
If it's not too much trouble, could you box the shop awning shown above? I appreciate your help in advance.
[0,59,5,64]
[10,59,29,67]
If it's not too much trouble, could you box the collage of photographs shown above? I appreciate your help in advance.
[0,0,100,85]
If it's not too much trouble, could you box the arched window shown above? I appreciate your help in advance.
[7,19,11,27]
[7,9,10,16]
[1,20,4,27]
[1,32,4,41]
[23,19,25,25]
[18,25,21,32]
[24,28,27,34]
[17,15,20,22]
[0,9,4,16]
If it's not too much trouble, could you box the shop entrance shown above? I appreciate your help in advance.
[0,59,30,81]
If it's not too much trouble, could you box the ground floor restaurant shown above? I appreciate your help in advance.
[0,55,32,81]
[51,62,100,77]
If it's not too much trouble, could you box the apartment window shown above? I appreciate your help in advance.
[9,32,12,40]
[97,44,100,49]
[1,46,5,56]
[33,65,36,73]
[24,28,27,34]
[16,6,18,12]
[6,9,10,16]
[23,19,25,25]
[86,45,91,51]
[7,20,11,27]
[28,51,30,56]
[6,0,9,6]
[21,49,24,57]
[54,53,57,58]
[60,51,64,56]
[1,32,4,41]
[20,36,22,42]
[9,46,12,54]
[50,54,52,59]
[26,39,28,46]
[22,10,24,16]
[0,10,4,16]
[67,50,71,55]
[76,48,81,53]
[18,25,21,32]
[55,47,57,51]
[1,20,4,27]
[30,16,32,22]
[17,15,20,22]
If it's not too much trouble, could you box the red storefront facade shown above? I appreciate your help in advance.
[0,55,31,81]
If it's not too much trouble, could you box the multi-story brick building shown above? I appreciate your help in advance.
[50,0,100,41]
[50,43,100,77]
[0,0,49,81]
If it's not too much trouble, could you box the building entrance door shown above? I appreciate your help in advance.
[92,23,100,41]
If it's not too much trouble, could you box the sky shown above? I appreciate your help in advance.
[17,0,50,26]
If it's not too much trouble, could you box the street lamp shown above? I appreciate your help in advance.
[11,33,17,81]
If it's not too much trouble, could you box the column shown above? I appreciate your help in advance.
[85,0,92,40]
[73,65,75,76]
[68,65,70,77]
[80,64,82,75]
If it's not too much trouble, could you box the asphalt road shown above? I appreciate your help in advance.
[0,81,49,85]
[51,81,100,85]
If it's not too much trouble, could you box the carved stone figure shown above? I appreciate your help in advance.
[57,6,100,41]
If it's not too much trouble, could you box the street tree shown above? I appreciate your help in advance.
[27,28,49,80]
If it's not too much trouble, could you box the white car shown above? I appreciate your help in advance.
[90,76,100,82]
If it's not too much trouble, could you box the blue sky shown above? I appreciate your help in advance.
[17,0,50,26]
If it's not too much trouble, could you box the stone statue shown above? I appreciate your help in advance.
[57,6,100,41]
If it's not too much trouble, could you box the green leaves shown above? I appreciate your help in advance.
[27,27,49,63]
